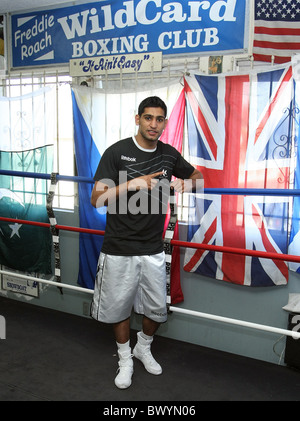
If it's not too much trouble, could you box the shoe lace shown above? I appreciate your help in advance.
[140,348,158,365]
[117,354,133,370]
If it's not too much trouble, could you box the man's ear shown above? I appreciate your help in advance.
[135,114,140,126]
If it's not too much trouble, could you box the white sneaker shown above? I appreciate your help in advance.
[133,332,162,375]
[114,350,134,389]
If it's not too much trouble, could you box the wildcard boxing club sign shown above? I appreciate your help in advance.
[10,0,248,68]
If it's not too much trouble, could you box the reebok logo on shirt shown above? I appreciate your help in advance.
[121,155,136,162]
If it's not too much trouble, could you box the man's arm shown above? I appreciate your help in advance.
[91,181,127,208]
[91,171,164,208]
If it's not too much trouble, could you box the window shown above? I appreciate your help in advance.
[1,56,210,218]
[1,72,75,210]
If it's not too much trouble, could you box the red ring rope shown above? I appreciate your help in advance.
[1,216,299,263]
[0,217,105,236]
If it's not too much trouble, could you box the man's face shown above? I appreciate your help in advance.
[135,107,167,143]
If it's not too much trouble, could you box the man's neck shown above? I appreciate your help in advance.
[135,133,158,151]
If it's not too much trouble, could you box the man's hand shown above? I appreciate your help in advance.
[170,178,193,193]
[128,171,164,191]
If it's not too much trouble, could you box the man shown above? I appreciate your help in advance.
[91,96,203,389]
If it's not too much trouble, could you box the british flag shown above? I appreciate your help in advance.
[183,65,295,286]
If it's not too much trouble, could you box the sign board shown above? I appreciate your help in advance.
[2,274,39,297]
[11,0,248,68]
[70,51,162,76]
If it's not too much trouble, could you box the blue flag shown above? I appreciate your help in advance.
[71,86,107,289]
[72,83,188,293]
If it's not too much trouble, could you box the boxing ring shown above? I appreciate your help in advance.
[1,168,300,340]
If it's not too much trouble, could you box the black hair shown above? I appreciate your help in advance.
[138,96,167,117]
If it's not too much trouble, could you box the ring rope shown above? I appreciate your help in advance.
[2,168,300,296]
[0,216,299,263]
[1,268,299,339]
[1,169,300,196]
[2,170,300,341]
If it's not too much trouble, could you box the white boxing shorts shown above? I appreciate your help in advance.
[91,252,167,324]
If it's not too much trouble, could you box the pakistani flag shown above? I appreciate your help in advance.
[0,87,55,274]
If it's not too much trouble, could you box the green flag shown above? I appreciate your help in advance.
[0,196,52,274]
[0,87,55,275]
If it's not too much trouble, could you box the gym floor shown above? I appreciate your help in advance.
[0,295,299,404]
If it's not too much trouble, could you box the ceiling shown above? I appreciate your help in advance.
[0,0,71,14]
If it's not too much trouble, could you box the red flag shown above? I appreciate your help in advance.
[161,88,185,304]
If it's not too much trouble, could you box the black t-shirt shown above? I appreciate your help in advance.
[93,136,195,255]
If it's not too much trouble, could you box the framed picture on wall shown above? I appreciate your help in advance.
[208,56,223,74]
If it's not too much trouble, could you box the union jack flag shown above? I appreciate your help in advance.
[183,65,295,286]
[288,62,300,273]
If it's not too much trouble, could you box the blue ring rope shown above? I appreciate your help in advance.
[1,169,300,196]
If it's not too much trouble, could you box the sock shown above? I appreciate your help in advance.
[140,331,153,341]
[116,340,131,352]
